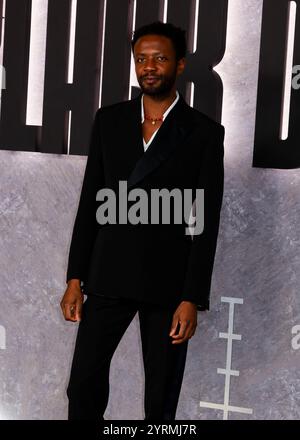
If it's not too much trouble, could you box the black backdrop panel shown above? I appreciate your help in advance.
[253,0,300,169]
[0,0,227,156]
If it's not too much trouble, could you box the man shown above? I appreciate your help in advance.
[60,21,225,420]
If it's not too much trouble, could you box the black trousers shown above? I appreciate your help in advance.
[66,294,189,420]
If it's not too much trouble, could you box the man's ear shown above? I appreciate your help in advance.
[176,58,186,76]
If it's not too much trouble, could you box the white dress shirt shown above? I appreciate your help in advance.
[141,90,180,151]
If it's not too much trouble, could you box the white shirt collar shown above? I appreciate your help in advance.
[141,90,179,123]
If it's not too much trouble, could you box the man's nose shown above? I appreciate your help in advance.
[143,59,156,71]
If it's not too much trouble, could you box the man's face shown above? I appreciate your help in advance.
[133,34,185,97]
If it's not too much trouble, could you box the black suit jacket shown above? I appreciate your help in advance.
[66,92,225,311]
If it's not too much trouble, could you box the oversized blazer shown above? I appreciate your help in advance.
[66,92,225,311]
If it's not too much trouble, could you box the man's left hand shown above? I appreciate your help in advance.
[169,301,198,344]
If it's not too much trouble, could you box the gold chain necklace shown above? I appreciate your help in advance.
[144,115,163,125]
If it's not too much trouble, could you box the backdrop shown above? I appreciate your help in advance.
[0,0,299,420]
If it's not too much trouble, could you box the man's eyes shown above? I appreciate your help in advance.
[136,56,167,63]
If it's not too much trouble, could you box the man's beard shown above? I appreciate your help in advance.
[138,71,177,99]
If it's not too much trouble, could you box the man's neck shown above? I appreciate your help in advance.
[143,89,177,117]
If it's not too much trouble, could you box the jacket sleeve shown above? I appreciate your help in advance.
[180,124,225,311]
[66,108,104,286]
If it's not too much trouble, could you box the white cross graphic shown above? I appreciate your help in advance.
[199,297,253,420]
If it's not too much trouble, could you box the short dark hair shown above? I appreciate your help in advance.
[131,21,187,60]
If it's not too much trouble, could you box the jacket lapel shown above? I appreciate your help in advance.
[127,92,196,190]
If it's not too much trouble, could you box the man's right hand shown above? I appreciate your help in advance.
[60,279,84,322]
